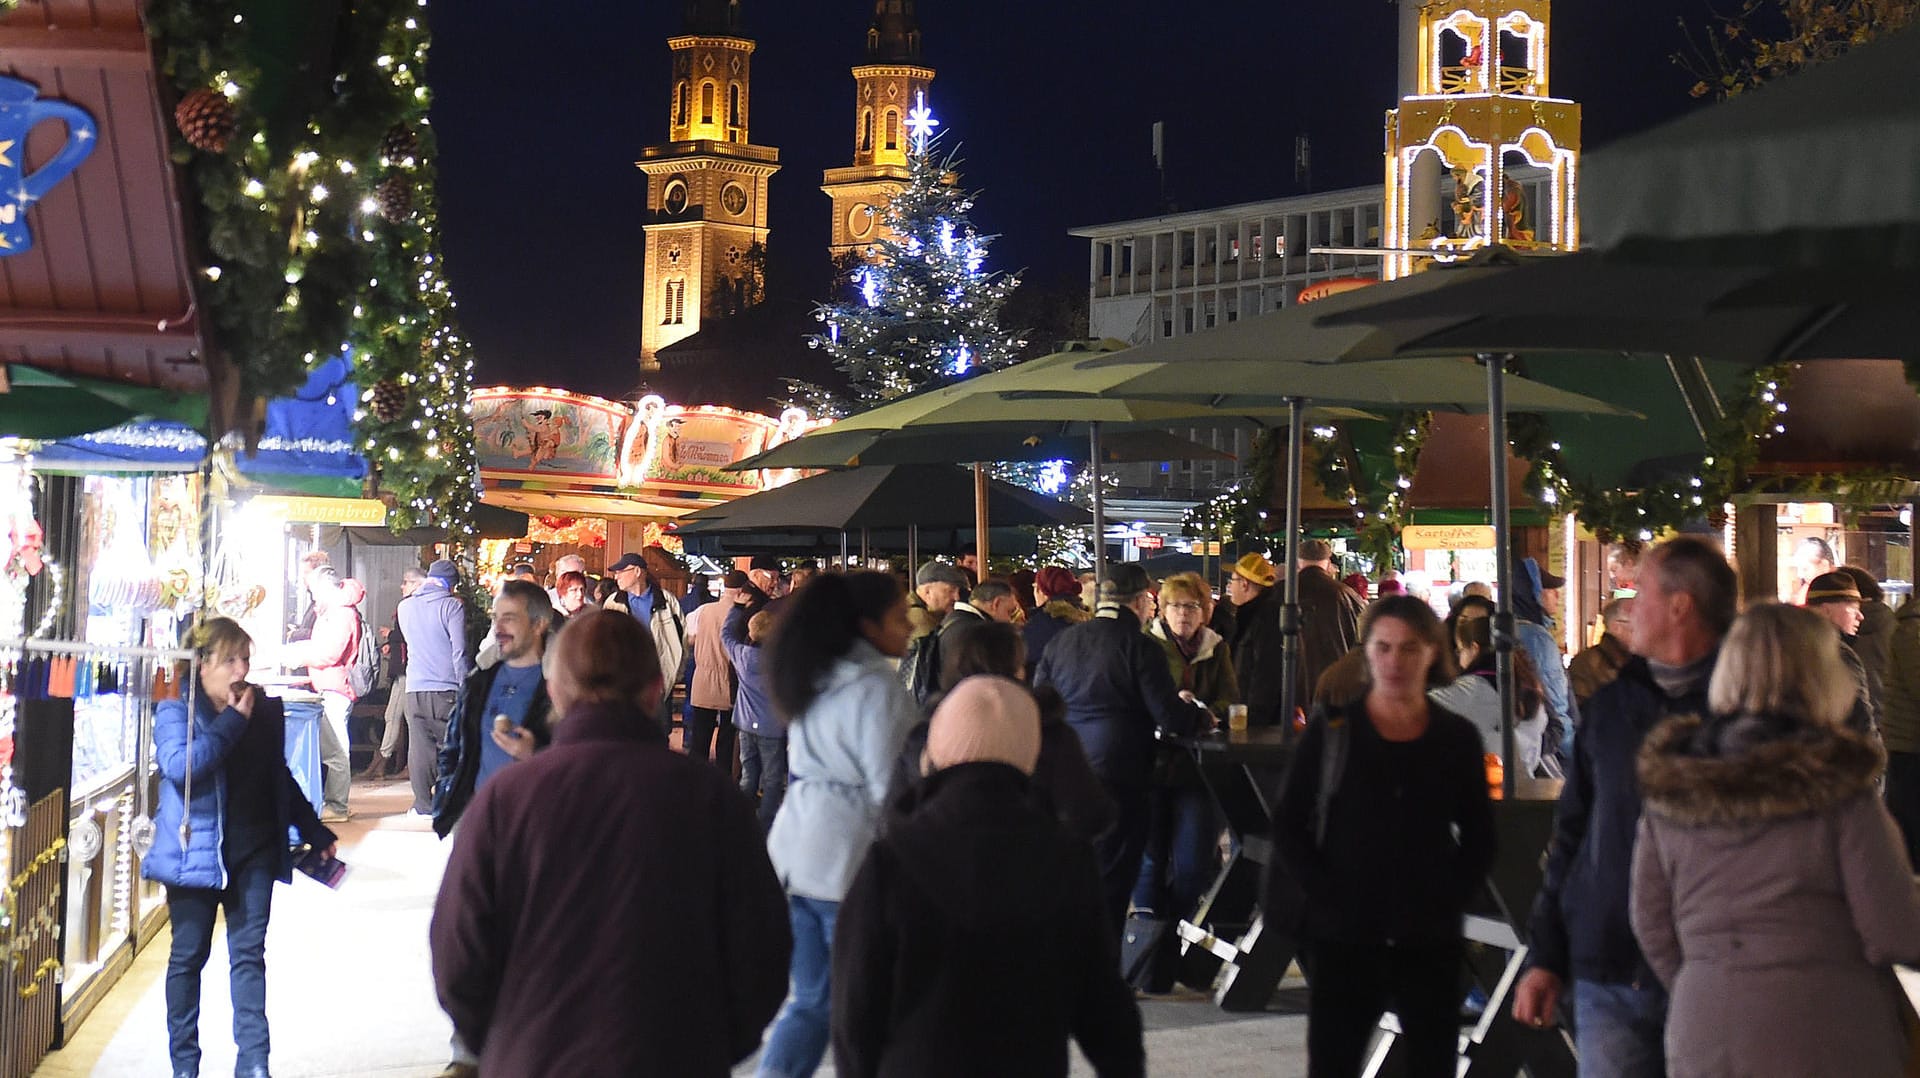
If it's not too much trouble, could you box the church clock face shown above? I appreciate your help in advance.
[722,183,748,216]
[662,178,689,215]
[848,202,876,238]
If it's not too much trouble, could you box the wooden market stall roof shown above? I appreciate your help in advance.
[0,0,207,393]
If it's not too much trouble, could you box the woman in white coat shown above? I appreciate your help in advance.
[755,571,918,1078]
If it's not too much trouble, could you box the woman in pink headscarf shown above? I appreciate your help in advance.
[831,676,1143,1077]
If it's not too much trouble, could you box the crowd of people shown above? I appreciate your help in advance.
[143,534,1920,1077]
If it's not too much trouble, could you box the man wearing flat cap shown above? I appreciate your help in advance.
[901,560,982,709]
[1805,570,1880,730]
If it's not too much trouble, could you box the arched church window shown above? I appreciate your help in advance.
[729,83,741,128]
[861,109,874,153]
[884,109,899,151]
[676,81,689,126]
[702,81,715,124]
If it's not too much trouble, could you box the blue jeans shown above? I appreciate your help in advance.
[757,895,838,1078]
[1131,785,1215,918]
[165,853,277,1076]
[740,732,788,831]
[1573,979,1668,1078]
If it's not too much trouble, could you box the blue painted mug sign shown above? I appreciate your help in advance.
[0,74,98,256]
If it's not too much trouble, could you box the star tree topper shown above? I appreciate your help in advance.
[905,91,939,153]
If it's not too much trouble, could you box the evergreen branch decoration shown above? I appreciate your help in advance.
[145,0,478,533]
[1512,363,1797,549]
[1309,414,1431,567]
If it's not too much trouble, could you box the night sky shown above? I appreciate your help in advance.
[429,1,1702,400]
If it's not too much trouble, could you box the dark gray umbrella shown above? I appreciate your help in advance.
[1583,24,1920,270]
[678,463,1089,533]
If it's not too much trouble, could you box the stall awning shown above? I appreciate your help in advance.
[482,488,709,521]
[0,366,207,439]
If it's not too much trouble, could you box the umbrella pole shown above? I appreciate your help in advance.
[840,531,849,570]
[1281,402,1305,731]
[861,527,870,567]
[1485,354,1519,800]
[974,462,991,574]
[1090,422,1106,596]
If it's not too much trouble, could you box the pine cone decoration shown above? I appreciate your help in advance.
[375,175,413,223]
[381,125,420,166]
[370,378,406,422]
[173,89,235,154]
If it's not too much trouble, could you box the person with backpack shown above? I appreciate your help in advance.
[295,565,372,822]
[900,560,980,710]
[1271,595,1495,1078]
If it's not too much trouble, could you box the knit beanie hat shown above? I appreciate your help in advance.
[1035,565,1082,599]
[426,559,458,585]
[925,675,1041,775]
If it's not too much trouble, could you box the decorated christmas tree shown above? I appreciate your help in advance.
[811,94,1023,404]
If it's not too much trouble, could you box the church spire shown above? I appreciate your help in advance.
[823,0,935,262]
[865,0,922,63]
[684,0,743,36]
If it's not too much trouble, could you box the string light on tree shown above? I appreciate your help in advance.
[809,97,1023,405]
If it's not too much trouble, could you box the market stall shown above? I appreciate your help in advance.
[472,386,819,591]
[0,450,198,1031]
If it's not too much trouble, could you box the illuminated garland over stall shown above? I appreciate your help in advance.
[146,0,477,532]
[1510,363,1801,548]
[1178,415,1431,568]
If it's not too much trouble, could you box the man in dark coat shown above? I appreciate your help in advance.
[1222,553,1285,727]
[902,560,984,708]
[431,610,790,1078]
[833,676,1143,1077]
[1034,563,1202,929]
[1513,537,1736,1076]
[1294,538,1364,717]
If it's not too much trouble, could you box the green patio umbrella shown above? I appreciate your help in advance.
[735,326,1629,732]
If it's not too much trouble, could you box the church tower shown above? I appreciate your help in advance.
[637,0,782,372]
[822,0,935,262]
[1383,0,1580,279]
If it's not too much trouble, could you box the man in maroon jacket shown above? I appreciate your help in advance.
[430,609,790,1077]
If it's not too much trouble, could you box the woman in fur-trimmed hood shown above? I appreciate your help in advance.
[1631,603,1920,1078]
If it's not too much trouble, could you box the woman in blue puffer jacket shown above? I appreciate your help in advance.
[144,617,335,1078]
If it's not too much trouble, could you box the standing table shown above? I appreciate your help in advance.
[1170,727,1296,1011]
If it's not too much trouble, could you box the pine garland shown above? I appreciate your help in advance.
[145,0,477,533]
[1310,413,1431,567]
[1510,363,1795,548]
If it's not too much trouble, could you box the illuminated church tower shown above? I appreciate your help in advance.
[822,0,935,262]
[637,0,782,372]
[1383,1,1580,279]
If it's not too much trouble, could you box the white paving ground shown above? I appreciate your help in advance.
[36,775,1309,1077]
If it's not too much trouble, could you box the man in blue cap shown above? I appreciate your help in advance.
[607,551,685,726]
[398,558,471,816]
